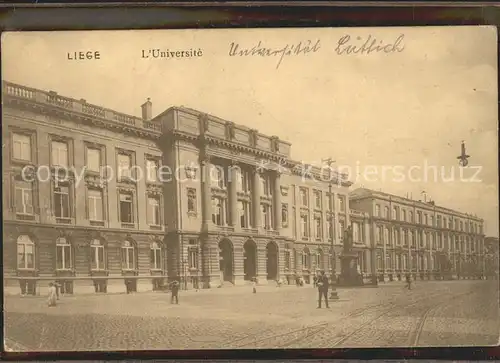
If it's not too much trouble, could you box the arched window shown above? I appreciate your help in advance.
[56,237,72,270]
[384,206,390,219]
[17,235,35,269]
[402,254,408,270]
[90,239,105,271]
[150,241,162,270]
[122,240,136,270]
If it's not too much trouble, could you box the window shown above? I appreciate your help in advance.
[384,227,390,245]
[236,168,250,192]
[56,237,72,270]
[392,206,398,220]
[260,175,271,196]
[377,254,383,270]
[460,221,463,231]
[187,188,197,214]
[424,214,428,225]
[376,226,383,245]
[147,196,161,226]
[238,201,250,228]
[338,196,345,212]
[300,213,309,238]
[375,204,381,217]
[119,193,134,223]
[417,211,422,224]
[403,229,408,245]
[17,235,34,269]
[86,147,101,172]
[402,210,406,221]
[284,249,291,270]
[437,215,441,228]
[146,159,159,182]
[117,153,132,179]
[302,249,311,269]
[15,180,34,215]
[386,255,392,269]
[212,197,223,226]
[402,254,408,270]
[314,190,321,209]
[409,211,414,223]
[121,240,136,270]
[54,185,71,219]
[51,141,68,167]
[317,249,324,269]
[314,216,322,240]
[150,242,162,270]
[88,189,103,221]
[211,165,225,189]
[90,239,105,270]
[281,204,288,228]
[188,246,198,269]
[262,204,272,230]
[430,216,434,226]
[393,228,400,245]
[410,230,415,247]
[384,206,390,219]
[449,218,453,229]
[12,133,32,161]
[326,194,333,211]
[300,188,308,206]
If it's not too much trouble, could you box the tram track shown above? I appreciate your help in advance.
[230,294,405,349]
[329,288,478,348]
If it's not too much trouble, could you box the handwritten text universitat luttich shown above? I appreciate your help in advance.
[228,40,321,69]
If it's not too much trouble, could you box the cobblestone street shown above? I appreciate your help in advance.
[4,280,499,351]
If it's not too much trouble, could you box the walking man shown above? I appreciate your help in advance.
[317,270,329,308]
[405,272,412,290]
[170,279,180,304]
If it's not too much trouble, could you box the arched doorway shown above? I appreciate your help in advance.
[243,240,257,280]
[266,242,279,280]
[219,239,234,283]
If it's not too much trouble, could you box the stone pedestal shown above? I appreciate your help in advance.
[337,253,364,287]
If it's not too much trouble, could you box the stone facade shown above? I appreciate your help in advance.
[350,188,486,282]
[3,81,363,295]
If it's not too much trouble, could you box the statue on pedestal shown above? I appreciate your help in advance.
[343,226,353,253]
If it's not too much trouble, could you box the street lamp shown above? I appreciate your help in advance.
[322,157,339,300]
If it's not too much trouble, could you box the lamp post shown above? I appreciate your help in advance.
[323,157,339,300]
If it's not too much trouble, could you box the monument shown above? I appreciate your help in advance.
[337,226,365,286]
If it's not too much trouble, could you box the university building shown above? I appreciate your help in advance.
[349,188,487,281]
[3,81,373,295]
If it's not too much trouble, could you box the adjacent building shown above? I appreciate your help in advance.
[349,188,486,281]
[3,81,369,295]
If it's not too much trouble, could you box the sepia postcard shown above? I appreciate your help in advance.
[2,26,499,352]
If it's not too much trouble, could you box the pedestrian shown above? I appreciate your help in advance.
[317,271,330,309]
[47,282,57,307]
[313,274,318,288]
[405,273,412,290]
[170,279,180,304]
[252,277,257,293]
[54,281,61,300]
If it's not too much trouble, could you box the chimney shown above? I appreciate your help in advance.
[141,98,152,121]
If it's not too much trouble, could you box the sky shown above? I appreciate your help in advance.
[2,26,498,236]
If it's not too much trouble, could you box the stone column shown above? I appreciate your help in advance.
[201,159,212,231]
[229,162,239,228]
[273,171,282,232]
[252,169,261,229]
